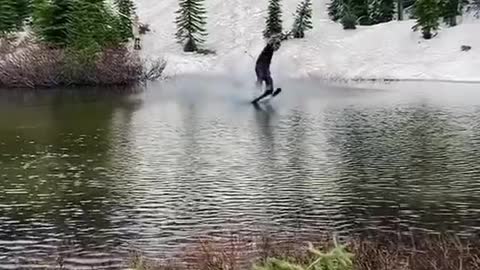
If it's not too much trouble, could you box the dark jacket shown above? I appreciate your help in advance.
[255,43,275,72]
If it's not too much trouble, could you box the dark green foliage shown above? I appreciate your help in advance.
[115,0,136,41]
[369,0,395,23]
[328,0,343,21]
[292,0,313,38]
[397,0,404,20]
[264,0,283,38]
[32,0,73,46]
[412,0,441,39]
[341,10,357,29]
[350,0,371,25]
[328,0,358,28]
[0,0,30,35]
[0,0,18,35]
[14,0,32,27]
[329,0,395,25]
[175,0,208,52]
[440,0,467,26]
[33,0,123,52]
[67,0,123,53]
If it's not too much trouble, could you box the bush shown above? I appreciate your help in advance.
[0,45,64,88]
[0,42,165,88]
[254,241,354,270]
[126,231,480,270]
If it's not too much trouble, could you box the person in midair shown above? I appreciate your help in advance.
[251,36,283,104]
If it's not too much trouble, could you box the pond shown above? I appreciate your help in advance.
[1,77,480,269]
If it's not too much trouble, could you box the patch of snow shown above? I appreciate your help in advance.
[136,0,480,82]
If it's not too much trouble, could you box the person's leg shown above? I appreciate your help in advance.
[252,66,274,103]
[255,66,263,89]
[264,75,274,94]
[252,76,275,103]
[251,89,271,103]
[255,79,262,89]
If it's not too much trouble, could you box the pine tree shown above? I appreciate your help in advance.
[330,0,373,25]
[67,0,123,51]
[32,0,73,47]
[329,0,358,29]
[412,0,441,39]
[175,0,207,52]
[263,0,283,38]
[368,0,394,23]
[14,0,31,28]
[328,0,343,21]
[471,0,480,15]
[115,0,135,41]
[330,0,395,24]
[440,0,467,26]
[396,0,404,20]
[0,0,18,36]
[350,0,371,25]
[341,7,357,29]
[292,0,313,38]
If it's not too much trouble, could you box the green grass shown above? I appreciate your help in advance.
[128,232,480,270]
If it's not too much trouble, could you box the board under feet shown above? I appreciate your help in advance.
[251,88,282,104]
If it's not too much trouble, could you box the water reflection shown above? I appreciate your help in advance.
[327,103,480,236]
[1,80,480,269]
[0,89,142,268]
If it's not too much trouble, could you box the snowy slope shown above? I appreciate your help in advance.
[136,0,480,82]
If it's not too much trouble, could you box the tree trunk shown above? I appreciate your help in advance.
[397,0,404,20]
[422,30,432,39]
[450,16,457,26]
[183,37,197,52]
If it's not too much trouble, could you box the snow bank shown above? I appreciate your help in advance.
[136,0,480,82]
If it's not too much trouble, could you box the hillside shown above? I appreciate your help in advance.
[136,0,480,82]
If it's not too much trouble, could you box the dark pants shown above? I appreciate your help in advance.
[255,65,274,92]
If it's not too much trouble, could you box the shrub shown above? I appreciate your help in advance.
[0,42,165,88]
[254,240,354,270]
[0,45,64,88]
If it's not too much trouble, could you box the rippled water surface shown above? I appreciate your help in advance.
[1,78,480,269]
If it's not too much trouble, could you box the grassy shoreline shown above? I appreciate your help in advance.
[128,232,480,270]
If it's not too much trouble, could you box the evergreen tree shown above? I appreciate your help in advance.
[350,0,371,25]
[329,0,374,25]
[0,0,18,36]
[469,0,480,16]
[341,8,357,29]
[412,0,441,39]
[329,0,358,29]
[67,0,123,51]
[14,0,32,27]
[328,0,343,21]
[263,0,283,38]
[32,0,73,47]
[369,0,394,23]
[175,0,207,52]
[396,0,404,20]
[440,0,467,26]
[115,0,135,41]
[292,0,313,38]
